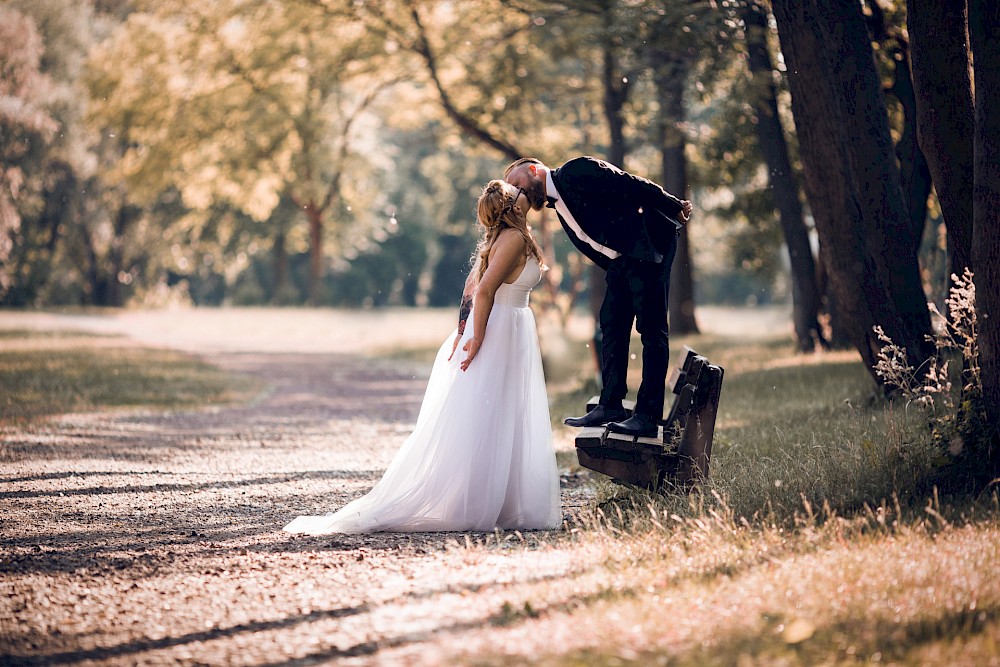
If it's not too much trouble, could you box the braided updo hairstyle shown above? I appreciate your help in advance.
[474,180,545,282]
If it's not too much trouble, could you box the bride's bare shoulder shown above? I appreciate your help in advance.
[494,228,527,249]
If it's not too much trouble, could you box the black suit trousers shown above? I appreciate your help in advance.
[598,255,673,419]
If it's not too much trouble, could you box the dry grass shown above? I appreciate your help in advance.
[454,507,1000,666]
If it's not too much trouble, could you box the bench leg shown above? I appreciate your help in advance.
[675,365,724,487]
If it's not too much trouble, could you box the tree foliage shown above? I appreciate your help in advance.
[0,0,100,305]
[0,5,57,291]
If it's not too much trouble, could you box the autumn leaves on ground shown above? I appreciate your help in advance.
[2,308,999,666]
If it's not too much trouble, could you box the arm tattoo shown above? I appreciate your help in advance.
[457,294,473,333]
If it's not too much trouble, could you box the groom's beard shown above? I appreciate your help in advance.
[524,179,547,210]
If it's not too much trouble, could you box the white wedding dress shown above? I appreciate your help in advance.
[283,257,561,534]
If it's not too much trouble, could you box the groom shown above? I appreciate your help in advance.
[504,156,692,438]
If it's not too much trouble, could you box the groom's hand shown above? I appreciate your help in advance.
[679,200,693,223]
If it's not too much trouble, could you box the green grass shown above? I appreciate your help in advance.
[0,328,118,340]
[681,335,938,521]
[538,328,949,524]
[0,330,260,425]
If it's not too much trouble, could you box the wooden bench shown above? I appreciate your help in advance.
[574,346,724,492]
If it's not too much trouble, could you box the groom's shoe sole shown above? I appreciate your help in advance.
[564,408,628,428]
[606,417,658,439]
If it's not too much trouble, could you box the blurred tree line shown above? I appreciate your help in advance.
[0,0,837,319]
[2,0,999,431]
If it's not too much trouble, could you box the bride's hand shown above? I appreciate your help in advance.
[460,336,483,371]
[447,332,462,361]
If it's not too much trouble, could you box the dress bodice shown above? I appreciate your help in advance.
[494,257,541,308]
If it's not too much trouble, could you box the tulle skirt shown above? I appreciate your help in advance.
[283,302,561,534]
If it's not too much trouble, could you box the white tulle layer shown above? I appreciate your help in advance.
[283,280,560,534]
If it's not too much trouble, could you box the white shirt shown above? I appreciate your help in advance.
[545,168,620,260]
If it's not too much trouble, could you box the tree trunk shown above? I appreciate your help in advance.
[865,0,932,256]
[743,0,824,352]
[663,146,699,340]
[888,46,933,256]
[772,0,933,382]
[824,0,933,367]
[906,0,974,282]
[271,227,288,303]
[772,0,880,373]
[83,227,103,306]
[669,223,698,335]
[969,0,1000,434]
[588,21,630,380]
[107,200,138,308]
[305,202,323,306]
[662,143,698,336]
[602,34,627,173]
[14,160,75,305]
[817,253,852,348]
[653,55,698,336]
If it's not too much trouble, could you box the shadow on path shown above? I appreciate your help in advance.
[2,336,590,665]
[5,604,370,666]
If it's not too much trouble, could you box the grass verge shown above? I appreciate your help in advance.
[0,329,260,426]
[546,329,957,521]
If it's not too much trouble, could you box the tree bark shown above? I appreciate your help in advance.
[887,45,933,256]
[772,0,879,372]
[906,0,974,281]
[83,227,103,306]
[743,0,824,352]
[864,0,932,256]
[824,0,933,367]
[969,0,1000,433]
[107,202,131,308]
[816,253,852,348]
[669,222,698,335]
[771,0,933,382]
[652,54,698,336]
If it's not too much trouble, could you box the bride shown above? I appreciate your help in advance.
[283,180,561,534]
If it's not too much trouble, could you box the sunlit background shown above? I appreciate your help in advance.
[0,0,946,339]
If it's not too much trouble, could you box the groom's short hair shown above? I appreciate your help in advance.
[504,157,543,179]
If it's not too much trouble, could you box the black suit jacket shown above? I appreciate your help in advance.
[551,156,684,270]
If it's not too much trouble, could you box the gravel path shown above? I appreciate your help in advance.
[1,311,598,666]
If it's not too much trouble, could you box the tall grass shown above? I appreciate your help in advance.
[532,484,1000,667]
[704,351,940,522]
[549,327,972,528]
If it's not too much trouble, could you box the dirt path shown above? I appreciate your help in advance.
[1,311,603,666]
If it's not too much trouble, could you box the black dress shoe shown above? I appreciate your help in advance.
[607,414,659,438]
[564,404,628,428]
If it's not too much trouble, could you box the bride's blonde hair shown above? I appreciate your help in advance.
[473,180,545,282]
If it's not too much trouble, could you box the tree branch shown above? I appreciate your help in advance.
[319,79,401,213]
[405,0,523,161]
